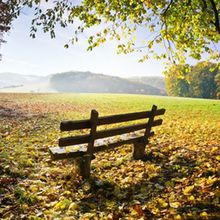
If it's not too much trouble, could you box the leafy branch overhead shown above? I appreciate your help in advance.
[0,0,20,60]
[2,0,220,63]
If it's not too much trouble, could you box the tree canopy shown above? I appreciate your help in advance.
[1,0,220,64]
[0,0,19,60]
[165,61,220,99]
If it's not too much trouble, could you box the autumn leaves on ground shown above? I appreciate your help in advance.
[0,93,220,219]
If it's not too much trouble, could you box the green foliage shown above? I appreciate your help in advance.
[0,1,20,33]
[4,0,220,63]
[165,62,220,99]
[0,93,220,219]
[164,65,190,97]
[14,187,37,204]
[0,1,20,59]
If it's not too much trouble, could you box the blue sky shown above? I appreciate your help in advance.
[0,11,165,77]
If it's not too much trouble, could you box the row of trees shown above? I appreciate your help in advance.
[165,62,220,99]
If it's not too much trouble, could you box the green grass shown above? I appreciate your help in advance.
[0,93,219,219]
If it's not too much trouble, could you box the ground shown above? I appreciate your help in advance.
[0,93,220,219]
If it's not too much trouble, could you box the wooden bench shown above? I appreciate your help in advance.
[49,105,165,179]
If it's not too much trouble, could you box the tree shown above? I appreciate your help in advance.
[164,62,220,99]
[164,65,190,97]
[189,62,218,98]
[215,70,220,98]
[1,0,220,64]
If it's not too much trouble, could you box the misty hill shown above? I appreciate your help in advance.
[50,71,166,95]
[128,76,166,92]
[0,71,167,95]
[0,72,44,89]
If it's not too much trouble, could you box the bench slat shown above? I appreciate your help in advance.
[93,133,154,153]
[50,133,154,160]
[59,134,90,147]
[97,108,165,126]
[58,119,162,147]
[60,108,165,131]
[95,119,162,140]
[49,145,87,160]
[153,119,163,126]
[60,120,90,131]
[95,123,147,139]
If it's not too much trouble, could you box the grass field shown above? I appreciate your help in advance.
[0,93,220,219]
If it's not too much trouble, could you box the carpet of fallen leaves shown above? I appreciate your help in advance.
[0,93,220,220]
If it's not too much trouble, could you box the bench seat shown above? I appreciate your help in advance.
[49,131,147,160]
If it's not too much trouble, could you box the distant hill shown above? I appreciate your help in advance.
[0,72,44,89]
[0,71,166,95]
[128,76,166,94]
[50,71,166,95]
[0,73,54,92]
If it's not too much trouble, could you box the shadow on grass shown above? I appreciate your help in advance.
[70,146,220,219]
[0,105,46,120]
[0,105,26,118]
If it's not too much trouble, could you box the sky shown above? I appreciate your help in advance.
[0,10,165,78]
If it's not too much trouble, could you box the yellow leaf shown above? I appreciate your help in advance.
[169,202,181,208]
[151,207,159,214]
[206,176,217,186]
[26,159,33,166]
[68,202,78,211]
[183,185,194,195]
[29,185,38,192]
[158,198,168,207]
[211,147,218,152]
[174,214,182,219]
[200,212,208,217]
[65,146,71,153]
[62,190,71,196]
[82,182,91,192]
[216,155,220,161]
[54,199,71,211]
[188,195,195,201]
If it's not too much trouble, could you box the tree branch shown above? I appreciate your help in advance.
[209,0,220,33]
[187,0,192,6]
[162,0,174,16]
[201,0,207,10]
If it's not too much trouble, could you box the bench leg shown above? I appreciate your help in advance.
[133,142,146,160]
[76,154,92,179]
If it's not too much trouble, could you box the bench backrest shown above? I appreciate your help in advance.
[58,105,165,154]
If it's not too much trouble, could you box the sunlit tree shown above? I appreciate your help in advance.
[165,62,220,99]
[164,65,190,97]
[215,70,220,98]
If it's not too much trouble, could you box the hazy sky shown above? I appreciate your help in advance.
[0,10,168,78]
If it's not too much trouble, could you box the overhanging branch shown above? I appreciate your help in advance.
[209,0,220,33]
[162,0,174,16]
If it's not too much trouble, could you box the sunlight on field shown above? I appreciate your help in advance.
[0,93,220,219]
